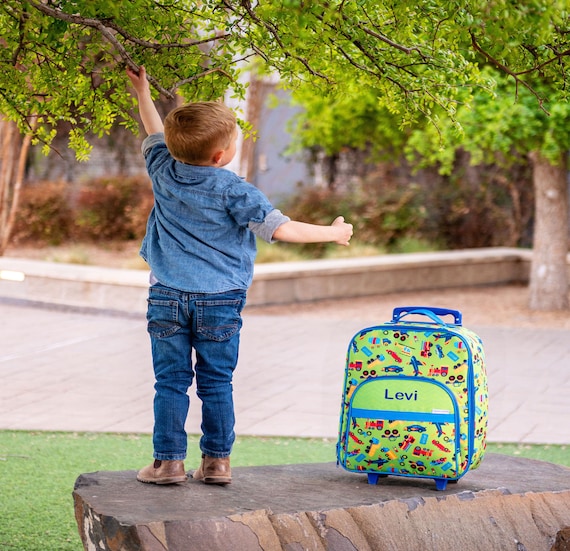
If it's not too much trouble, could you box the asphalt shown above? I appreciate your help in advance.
[1,296,569,448]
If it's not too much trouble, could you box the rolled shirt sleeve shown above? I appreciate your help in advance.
[141,133,166,157]
[248,209,290,243]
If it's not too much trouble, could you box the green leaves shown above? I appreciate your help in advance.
[1,0,569,159]
[0,0,246,158]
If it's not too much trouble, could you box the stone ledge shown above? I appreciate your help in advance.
[1,247,542,313]
[73,454,570,551]
[248,247,534,306]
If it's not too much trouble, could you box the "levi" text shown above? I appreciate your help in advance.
[384,388,418,401]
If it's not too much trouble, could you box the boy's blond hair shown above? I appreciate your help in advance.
[164,101,236,165]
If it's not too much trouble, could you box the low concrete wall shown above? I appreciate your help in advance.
[0,247,540,314]
[0,258,150,314]
[249,247,533,305]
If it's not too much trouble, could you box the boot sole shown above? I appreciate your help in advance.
[203,477,231,485]
[137,475,188,485]
[193,472,232,485]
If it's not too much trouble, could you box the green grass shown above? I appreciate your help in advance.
[0,431,568,551]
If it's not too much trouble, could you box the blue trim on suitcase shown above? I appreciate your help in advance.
[350,408,455,425]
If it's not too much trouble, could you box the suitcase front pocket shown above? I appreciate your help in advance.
[341,377,461,480]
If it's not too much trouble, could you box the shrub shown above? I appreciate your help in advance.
[12,181,73,245]
[72,175,153,241]
[279,177,427,256]
[279,153,534,253]
[10,176,154,246]
[430,160,534,249]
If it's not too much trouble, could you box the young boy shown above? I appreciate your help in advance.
[126,66,353,486]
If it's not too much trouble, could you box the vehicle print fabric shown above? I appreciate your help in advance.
[337,307,488,490]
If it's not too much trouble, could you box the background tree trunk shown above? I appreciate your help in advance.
[528,151,569,311]
[0,120,34,255]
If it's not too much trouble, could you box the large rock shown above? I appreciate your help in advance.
[73,454,570,551]
[552,527,570,551]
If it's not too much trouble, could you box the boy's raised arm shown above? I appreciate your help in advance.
[126,66,164,136]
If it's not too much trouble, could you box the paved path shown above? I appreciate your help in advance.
[1,300,569,445]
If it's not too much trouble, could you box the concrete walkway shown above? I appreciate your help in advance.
[1,298,569,445]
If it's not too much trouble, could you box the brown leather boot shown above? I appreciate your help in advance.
[192,454,231,485]
[137,459,187,484]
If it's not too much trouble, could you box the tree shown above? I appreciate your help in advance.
[2,1,569,156]
[0,1,252,158]
[0,1,569,307]
[290,70,569,310]
[404,73,570,310]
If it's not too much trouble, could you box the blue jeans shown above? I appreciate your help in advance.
[146,283,246,461]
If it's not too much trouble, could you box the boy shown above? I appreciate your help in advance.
[126,66,353,485]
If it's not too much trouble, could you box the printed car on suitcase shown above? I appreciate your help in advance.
[337,307,488,490]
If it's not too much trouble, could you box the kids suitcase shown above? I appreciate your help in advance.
[337,306,488,490]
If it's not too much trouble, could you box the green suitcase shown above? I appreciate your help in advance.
[337,306,488,490]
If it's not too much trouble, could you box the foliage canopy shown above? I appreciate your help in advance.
[1,1,570,158]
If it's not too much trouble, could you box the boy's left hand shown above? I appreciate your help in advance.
[331,216,353,246]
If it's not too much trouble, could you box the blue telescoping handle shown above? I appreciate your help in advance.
[391,306,463,326]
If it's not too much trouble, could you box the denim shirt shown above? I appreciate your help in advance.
[140,133,289,293]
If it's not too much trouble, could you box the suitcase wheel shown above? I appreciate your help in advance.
[367,473,388,485]
[434,478,448,491]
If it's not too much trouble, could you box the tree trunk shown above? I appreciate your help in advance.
[528,151,569,311]
[0,119,35,255]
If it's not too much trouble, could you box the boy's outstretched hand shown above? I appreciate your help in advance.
[126,65,149,95]
[125,65,164,135]
[331,216,353,246]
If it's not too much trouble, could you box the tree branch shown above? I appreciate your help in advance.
[167,67,234,95]
[469,31,549,114]
[515,46,570,77]
[222,0,331,82]
[356,22,429,60]
[27,1,227,51]
[103,19,231,52]
[26,0,233,99]
[11,8,29,67]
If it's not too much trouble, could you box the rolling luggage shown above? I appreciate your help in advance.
[336,306,488,490]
